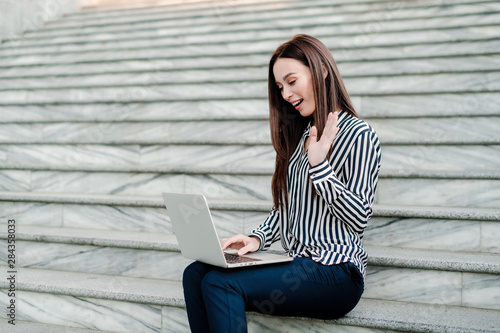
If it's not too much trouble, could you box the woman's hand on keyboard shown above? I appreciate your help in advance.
[221,234,260,256]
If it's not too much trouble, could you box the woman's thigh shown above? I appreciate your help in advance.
[202,258,363,320]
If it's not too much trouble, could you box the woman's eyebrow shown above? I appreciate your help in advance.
[275,72,296,84]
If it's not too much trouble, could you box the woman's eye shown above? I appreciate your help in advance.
[289,80,296,85]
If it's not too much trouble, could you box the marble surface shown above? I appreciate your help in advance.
[0,201,63,227]
[1,21,498,58]
[0,100,270,122]
[4,198,498,251]
[2,55,500,90]
[4,281,498,333]
[0,320,118,333]
[161,306,189,333]
[33,0,499,31]
[0,93,498,124]
[365,266,463,306]
[50,0,500,24]
[0,117,499,145]
[365,217,482,252]
[376,178,500,208]
[2,7,500,56]
[462,273,500,310]
[1,238,499,309]
[0,266,185,305]
[0,240,189,280]
[371,116,500,145]
[481,222,500,253]
[19,1,500,42]
[23,170,273,200]
[367,245,500,274]
[0,290,163,332]
[2,39,500,79]
[1,72,499,104]
[9,5,500,49]
[64,204,264,236]
[4,167,500,205]
[0,170,31,191]
[0,120,272,144]
[381,145,500,173]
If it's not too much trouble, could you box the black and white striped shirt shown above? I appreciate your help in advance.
[250,111,382,279]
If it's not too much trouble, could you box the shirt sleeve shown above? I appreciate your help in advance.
[308,130,381,234]
[249,206,281,251]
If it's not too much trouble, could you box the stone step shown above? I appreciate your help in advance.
[2,38,499,72]
[29,1,500,40]
[2,54,500,88]
[1,193,499,252]
[2,165,500,185]
[0,320,116,333]
[4,13,500,52]
[77,0,222,14]
[1,167,499,206]
[1,267,499,332]
[0,267,183,333]
[0,116,498,145]
[1,227,499,310]
[2,144,499,174]
[17,3,500,46]
[65,0,500,22]
[39,0,500,32]
[1,190,498,218]
[1,21,498,57]
[0,92,497,122]
[0,73,499,104]
[0,165,500,202]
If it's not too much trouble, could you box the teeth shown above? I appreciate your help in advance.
[292,99,302,106]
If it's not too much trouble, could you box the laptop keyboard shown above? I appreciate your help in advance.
[224,252,261,264]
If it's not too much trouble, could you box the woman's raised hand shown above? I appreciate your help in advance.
[308,112,339,167]
[221,234,261,256]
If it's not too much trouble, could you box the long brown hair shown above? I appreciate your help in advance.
[268,34,359,209]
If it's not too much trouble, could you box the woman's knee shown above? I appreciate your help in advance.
[183,261,210,288]
[200,269,227,291]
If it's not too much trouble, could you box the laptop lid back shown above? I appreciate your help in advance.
[162,192,227,267]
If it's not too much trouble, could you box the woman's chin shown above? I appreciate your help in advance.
[298,108,314,118]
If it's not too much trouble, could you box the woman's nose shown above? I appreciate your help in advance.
[282,86,292,100]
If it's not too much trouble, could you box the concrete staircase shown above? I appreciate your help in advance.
[1,0,499,332]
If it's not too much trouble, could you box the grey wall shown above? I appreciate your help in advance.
[0,0,80,42]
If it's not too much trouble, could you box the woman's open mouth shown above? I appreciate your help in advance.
[292,99,304,110]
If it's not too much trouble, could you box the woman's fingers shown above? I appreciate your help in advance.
[238,236,261,255]
[221,234,244,251]
[321,112,339,146]
[324,112,338,137]
[238,244,253,256]
[309,125,318,144]
[221,234,260,255]
[307,112,339,166]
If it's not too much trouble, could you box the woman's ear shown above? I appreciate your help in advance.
[322,63,328,79]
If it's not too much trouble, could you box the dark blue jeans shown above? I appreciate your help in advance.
[182,257,364,333]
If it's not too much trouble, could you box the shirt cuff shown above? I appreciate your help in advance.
[248,230,266,251]
[309,158,335,185]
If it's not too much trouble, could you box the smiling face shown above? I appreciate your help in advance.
[273,57,316,118]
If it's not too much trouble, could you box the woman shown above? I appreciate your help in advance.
[183,34,382,332]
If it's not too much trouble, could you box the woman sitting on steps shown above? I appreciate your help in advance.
[183,34,382,333]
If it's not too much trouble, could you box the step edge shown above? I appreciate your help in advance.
[2,164,500,180]
[0,227,498,274]
[1,267,498,333]
[0,191,499,220]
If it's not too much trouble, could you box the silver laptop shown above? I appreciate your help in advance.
[162,192,293,268]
